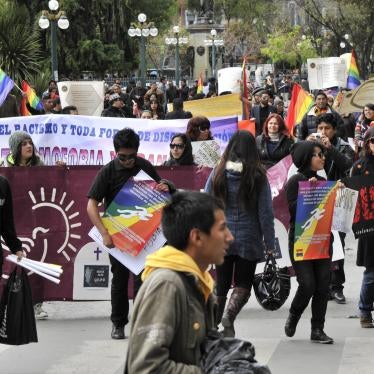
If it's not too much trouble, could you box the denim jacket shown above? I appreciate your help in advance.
[205,169,275,261]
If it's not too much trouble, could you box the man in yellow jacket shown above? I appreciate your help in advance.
[125,191,233,373]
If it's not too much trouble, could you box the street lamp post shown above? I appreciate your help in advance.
[204,29,224,78]
[128,13,158,87]
[38,0,69,81]
[165,26,188,86]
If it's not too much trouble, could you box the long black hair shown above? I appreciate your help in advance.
[164,133,194,166]
[13,139,42,166]
[212,130,266,210]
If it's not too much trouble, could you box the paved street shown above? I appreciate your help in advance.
[1,235,373,374]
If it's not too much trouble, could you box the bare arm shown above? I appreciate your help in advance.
[87,198,114,247]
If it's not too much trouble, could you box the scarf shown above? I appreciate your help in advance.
[142,245,214,302]
[268,133,280,142]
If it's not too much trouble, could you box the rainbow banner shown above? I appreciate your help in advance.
[101,171,170,256]
[0,68,14,106]
[285,83,314,133]
[293,181,337,261]
[21,80,44,113]
[197,73,203,94]
[346,49,361,90]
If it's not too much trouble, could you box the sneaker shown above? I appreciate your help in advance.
[34,303,48,320]
[332,290,346,304]
[284,313,301,337]
[311,328,334,344]
[360,317,374,328]
[111,324,125,339]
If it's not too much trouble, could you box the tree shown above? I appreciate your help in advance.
[261,26,317,70]
[0,1,42,82]
[296,0,374,78]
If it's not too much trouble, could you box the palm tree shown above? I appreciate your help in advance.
[0,1,42,83]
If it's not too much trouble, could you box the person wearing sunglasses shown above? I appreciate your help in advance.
[87,128,175,340]
[350,127,374,328]
[186,116,213,142]
[163,134,195,167]
[285,141,334,344]
[307,113,354,304]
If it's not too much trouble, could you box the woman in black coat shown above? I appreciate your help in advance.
[256,113,294,169]
[350,127,374,328]
[163,133,195,166]
[284,141,334,344]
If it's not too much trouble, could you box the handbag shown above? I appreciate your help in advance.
[0,267,38,345]
[253,253,290,311]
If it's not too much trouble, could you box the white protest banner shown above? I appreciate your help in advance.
[0,115,237,166]
[332,187,359,233]
[57,81,105,116]
[217,67,250,94]
[192,140,221,167]
[307,57,347,90]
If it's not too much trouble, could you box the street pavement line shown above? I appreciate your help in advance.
[250,338,281,365]
[45,340,126,374]
[337,337,374,374]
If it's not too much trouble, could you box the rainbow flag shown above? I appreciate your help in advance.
[241,57,249,120]
[21,80,44,112]
[285,83,314,133]
[346,49,361,90]
[0,68,14,106]
[197,73,203,94]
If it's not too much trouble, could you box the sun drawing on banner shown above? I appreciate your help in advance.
[25,187,82,262]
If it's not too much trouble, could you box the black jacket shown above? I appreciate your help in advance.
[256,134,294,169]
[165,110,192,120]
[298,106,345,140]
[101,106,132,118]
[324,136,354,181]
[0,176,22,274]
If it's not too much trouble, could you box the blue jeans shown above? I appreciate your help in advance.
[359,267,374,318]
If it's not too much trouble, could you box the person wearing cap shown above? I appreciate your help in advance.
[2,131,49,319]
[307,113,354,304]
[250,90,276,136]
[350,127,374,328]
[284,141,334,344]
[298,90,344,140]
[101,93,132,118]
[3,131,44,167]
[0,175,24,278]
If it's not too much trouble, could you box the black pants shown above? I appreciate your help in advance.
[109,255,142,327]
[216,255,257,297]
[330,232,346,292]
[290,257,331,329]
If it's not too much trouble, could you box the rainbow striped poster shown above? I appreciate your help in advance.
[102,174,170,256]
[293,181,337,261]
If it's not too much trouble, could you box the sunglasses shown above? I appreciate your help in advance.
[170,143,185,150]
[199,126,210,132]
[117,153,137,162]
[368,138,374,144]
[312,152,326,159]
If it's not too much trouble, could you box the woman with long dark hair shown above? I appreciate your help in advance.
[351,127,374,328]
[354,103,374,150]
[163,133,195,166]
[284,141,334,344]
[256,113,294,169]
[205,130,275,337]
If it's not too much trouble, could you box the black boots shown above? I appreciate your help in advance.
[221,287,251,338]
[111,324,125,339]
[284,313,301,337]
[310,328,334,344]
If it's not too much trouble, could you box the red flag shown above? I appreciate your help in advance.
[241,57,249,120]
